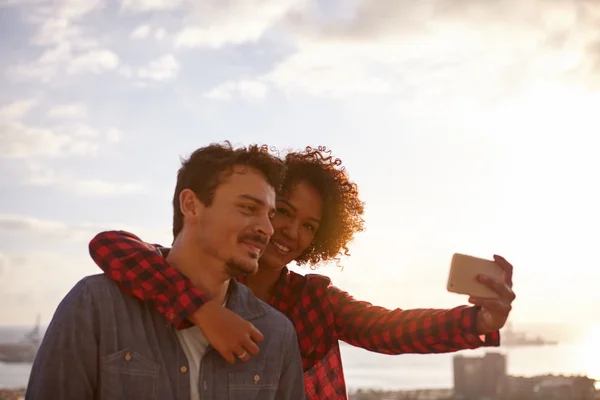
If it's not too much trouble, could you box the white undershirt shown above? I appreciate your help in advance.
[176,326,210,400]
[175,296,227,400]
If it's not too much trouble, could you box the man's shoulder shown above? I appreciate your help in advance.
[233,283,296,335]
[75,273,123,294]
[68,274,139,308]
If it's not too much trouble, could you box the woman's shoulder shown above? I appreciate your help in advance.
[286,269,333,290]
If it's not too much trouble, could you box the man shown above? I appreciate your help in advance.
[26,143,306,400]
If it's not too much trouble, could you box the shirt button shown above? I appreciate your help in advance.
[254,374,260,383]
[124,352,131,361]
[180,366,187,373]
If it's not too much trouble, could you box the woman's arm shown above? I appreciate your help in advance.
[329,284,499,353]
[88,230,208,329]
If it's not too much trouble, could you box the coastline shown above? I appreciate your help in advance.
[0,387,455,400]
[0,387,25,400]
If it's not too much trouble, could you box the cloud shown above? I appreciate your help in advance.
[0,214,167,245]
[47,103,87,119]
[204,80,268,100]
[105,128,122,144]
[154,28,166,40]
[120,0,184,12]
[0,99,38,120]
[0,120,92,159]
[265,0,600,101]
[6,0,119,82]
[131,24,151,39]
[12,44,119,83]
[66,50,119,74]
[0,214,105,242]
[130,25,165,40]
[71,179,146,196]
[136,54,179,82]
[0,100,120,159]
[22,162,146,196]
[174,0,305,48]
[1,120,97,158]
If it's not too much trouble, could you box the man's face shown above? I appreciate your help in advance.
[192,166,276,277]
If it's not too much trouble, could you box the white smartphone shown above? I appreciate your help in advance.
[446,253,504,299]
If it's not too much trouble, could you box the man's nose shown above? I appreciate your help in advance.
[256,213,275,238]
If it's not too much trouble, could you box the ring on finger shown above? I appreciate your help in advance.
[238,350,248,359]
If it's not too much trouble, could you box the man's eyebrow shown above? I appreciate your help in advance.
[240,194,276,213]
[238,194,266,205]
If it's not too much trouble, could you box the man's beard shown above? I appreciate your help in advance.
[225,232,267,277]
[225,258,258,278]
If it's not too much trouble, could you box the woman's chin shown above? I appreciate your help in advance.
[259,250,290,271]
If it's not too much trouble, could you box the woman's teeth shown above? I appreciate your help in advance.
[273,241,290,253]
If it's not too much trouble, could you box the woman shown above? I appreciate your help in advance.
[89,146,516,399]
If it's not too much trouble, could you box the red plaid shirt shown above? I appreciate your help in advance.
[89,231,500,399]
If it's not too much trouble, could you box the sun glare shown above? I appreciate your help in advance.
[576,324,600,387]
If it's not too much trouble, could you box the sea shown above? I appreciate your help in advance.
[1,325,599,391]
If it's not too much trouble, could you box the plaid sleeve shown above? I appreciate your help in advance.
[328,284,500,354]
[88,230,210,329]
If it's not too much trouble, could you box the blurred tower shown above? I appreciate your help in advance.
[482,352,507,396]
[453,352,507,399]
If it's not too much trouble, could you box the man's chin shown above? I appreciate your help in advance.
[225,259,258,277]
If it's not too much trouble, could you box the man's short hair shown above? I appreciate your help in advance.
[172,142,283,239]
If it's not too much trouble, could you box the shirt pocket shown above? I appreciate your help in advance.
[100,348,160,400]
[228,370,280,400]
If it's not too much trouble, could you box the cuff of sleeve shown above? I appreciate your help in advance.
[158,286,211,330]
[462,306,501,347]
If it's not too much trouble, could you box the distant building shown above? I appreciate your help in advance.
[453,352,507,399]
[504,374,596,400]
[452,352,597,400]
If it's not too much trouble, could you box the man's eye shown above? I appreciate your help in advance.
[241,204,256,212]
[276,208,289,216]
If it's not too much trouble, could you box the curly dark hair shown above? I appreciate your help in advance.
[172,141,283,240]
[281,146,365,267]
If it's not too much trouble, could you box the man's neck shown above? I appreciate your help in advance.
[166,238,230,304]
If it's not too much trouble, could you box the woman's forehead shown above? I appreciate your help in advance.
[276,181,323,218]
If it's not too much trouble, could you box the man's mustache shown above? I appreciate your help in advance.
[238,233,268,245]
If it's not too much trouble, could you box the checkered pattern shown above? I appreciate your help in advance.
[89,231,204,329]
[89,231,500,399]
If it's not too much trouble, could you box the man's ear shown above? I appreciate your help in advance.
[179,189,203,220]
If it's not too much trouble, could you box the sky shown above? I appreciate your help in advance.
[0,0,599,333]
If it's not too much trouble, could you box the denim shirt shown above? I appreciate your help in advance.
[26,275,305,400]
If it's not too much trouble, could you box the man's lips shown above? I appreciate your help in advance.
[241,240,266,256]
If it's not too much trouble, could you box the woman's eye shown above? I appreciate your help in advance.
[304,224,316,232]
[277,207,289,216]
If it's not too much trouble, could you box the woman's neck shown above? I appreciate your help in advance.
[245,266,284,302]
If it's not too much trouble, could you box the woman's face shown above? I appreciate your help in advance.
[259,180,323,270]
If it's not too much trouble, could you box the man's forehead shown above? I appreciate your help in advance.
[219,169,276,205]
